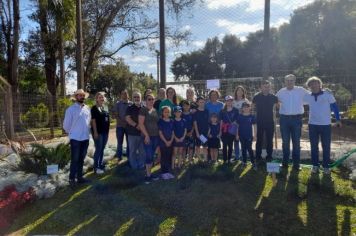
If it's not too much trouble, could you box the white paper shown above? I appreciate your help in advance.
[199,134,208,144]
[47,164,59,174]
[206,79,220,90]
[266,162,280,173]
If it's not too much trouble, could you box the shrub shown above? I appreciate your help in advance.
[347,103,356,120]
[16,143,71,175]
[21,103,49,128]
[57,97,73,125]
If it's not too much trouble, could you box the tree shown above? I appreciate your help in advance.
[0,0,20,132]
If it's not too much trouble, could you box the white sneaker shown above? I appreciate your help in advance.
[323,168,331,175]
[166,173,175,179]
[311,166,319,174]
[161,173,169,180]
[96,169,104,174]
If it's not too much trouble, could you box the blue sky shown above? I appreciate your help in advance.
[20,0,313,93]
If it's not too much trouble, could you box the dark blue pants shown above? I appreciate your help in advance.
[309,124,331,168]
[93,133,109,170]
[116,127,129,159]
[280,115,302,167]
[69,139,89,180]
[160,145,173,173]
[240,137,255,164]
[221,134,234,162]
[143,136,159,165]
[256,122,274,161]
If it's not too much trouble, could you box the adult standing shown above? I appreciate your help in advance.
[159,87,178,115]
[139,93,160,183]
[304,77,341,174]
[63,89,91,186]
[233,86,249,161]
[205,89,224,117]
[125,91,145,169]
[91,92,110,174]
[186,87,198,112]
[154,88,166,110]
[114,90,132,162]
[252,80,278,162]
[276,74,309,169]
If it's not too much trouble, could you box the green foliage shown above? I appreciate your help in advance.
[19,65,46,94]
[56,97,73,124]
[21,103,49,128]
[17,143,71,175]
[347,103,356,120]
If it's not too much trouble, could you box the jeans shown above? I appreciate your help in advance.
[221,134,234,163]
[234,140,240,160]
[280,115,302,167]
[143,136,159,165]
[69,139,89,180]
[256,122,274,161]
[93,133,109,170]
[309,124,331,168]
[160,145,173,173]
[127,135,145,169]
[240,137,255,164]
[116,127,129,159]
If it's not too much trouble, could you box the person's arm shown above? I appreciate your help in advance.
[181,128,187,142]
[252,123,257,141]
[330,103,342,127]
[208,127,211,138]
[138,115,150,144]
[63,108,72,133]
[91,119,98,139]
[219,120,223,138]
[193,119,200,138]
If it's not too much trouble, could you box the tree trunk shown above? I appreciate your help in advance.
[59,24,66,97]
[262,0,271,80]
[76,0,84,89]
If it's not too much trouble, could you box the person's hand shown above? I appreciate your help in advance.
[93,132,99,140]
[208,134,212,138]
[144,135,150,145]
[235,135,239,141]
[336,120,342,128]
[196,133,200,138]
[252,136,256,142]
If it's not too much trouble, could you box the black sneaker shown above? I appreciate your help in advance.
[77,178,91,184]
[69,179,76,188]
[144,176,152,184]
[151,174,159,181]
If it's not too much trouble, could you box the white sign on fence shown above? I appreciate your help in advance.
[199,134,208,144]
[47,164,59,175]
[206,79,220,90]
[266,162,280,173]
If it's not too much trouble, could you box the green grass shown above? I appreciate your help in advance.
[5,161,356,236]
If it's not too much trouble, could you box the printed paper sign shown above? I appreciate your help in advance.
[199,134,208,144]
[206,79,220,90]
[47,164,59,175]
[266,162,280,173]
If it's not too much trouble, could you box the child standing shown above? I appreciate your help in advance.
[173,106,187,169]
[208,113,220,163]
[181,100,195,163]
[193,97,209,162]
[237,102,257,170]
[220,96,239,164]
[158,106,175,179]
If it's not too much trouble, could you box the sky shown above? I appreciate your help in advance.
[20,0,314,94]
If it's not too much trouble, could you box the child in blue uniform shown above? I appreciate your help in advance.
[158,106,175,179]
[193,97,209,162]
[181,100,195,163]
[208,113,220,163]
[237,102,257,170]
[173,106,186,169]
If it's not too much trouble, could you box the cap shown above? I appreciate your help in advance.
[225,95,234,101]
[174,106,182,112]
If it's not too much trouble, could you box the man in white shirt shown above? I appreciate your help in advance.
[63,89,91,186]
[276,74,309,170]
[304,76,341,175]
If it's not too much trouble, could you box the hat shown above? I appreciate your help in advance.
[225,95,234,101]
[241,102,251,107]
[72,89,89,99]
[174,106,182,112]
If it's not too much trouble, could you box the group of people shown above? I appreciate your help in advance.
[63,74,341,186]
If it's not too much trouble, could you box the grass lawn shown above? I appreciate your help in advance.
[5,161,355,236]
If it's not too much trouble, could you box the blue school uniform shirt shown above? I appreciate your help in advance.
[209,123,220,138]
[237,114,256,139]
[193,109,209,135]
[182,112,193,132]
[205,101,224,117]
[219,108,239,124]
[173,118,186,139]
[158,118,174,146]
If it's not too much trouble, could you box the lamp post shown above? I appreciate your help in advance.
[76,0,84,89]
[159,0,166,88]
[155,50,160,91]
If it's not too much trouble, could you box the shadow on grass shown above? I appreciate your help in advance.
[5,161,356,235]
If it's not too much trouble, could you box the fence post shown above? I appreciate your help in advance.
[0,76,15,139]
